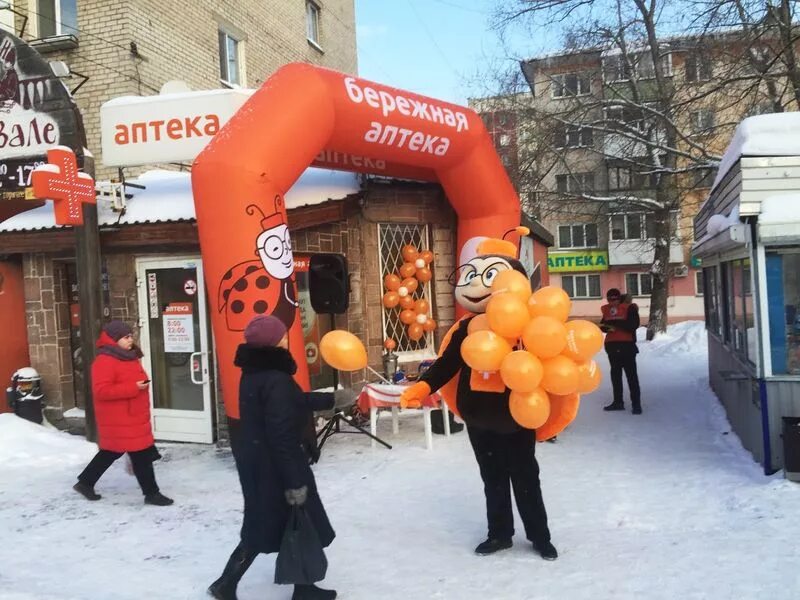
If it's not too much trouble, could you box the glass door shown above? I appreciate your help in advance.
[136,256,213,443]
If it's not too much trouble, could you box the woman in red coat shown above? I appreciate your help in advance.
[73,321,173,506]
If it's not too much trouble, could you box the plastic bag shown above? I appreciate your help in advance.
[274,505,328,585]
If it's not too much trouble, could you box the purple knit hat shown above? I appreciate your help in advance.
[104,320,133,341]
[244,315,288,348]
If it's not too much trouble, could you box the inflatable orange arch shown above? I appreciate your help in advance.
[192,63,520,419]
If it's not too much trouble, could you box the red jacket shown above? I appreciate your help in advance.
[91,332,154,452]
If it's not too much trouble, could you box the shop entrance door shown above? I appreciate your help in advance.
[136,256,214,443]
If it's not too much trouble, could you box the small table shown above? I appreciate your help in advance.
[356,383,451,450]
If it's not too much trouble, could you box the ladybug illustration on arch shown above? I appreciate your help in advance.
[218,195,299,332]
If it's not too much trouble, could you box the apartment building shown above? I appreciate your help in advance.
[476,30,794,322]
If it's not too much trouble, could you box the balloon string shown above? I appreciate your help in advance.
[367,365,393,384]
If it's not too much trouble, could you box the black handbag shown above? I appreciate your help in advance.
[274,505,328,585]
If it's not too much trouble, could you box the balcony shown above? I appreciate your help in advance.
[608,238,684,265]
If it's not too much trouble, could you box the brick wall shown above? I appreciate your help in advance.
[15,0,357,179]
[22,255,75,423]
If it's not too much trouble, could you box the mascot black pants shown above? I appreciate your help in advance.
[467,427,551,544]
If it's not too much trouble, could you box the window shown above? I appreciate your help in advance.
[725,258,757,365]
[603,50,672,82]
[690,109,715,134]
[558,223,598,249]
[607,165,657,190]
[38,0,78,37]
[561,274,602,299]
[218,30,241,86]
[551,72,590,98]
[765,249,800,375]
[604,105,648,131]
[612,212,676,240]
[306,1,321,47]
[379,224,434,353]
[625,272,653,297]
[691,168,717,188]
[695,270,704,296]
[554,123,593,149]
[703,266,722,336]
[685,54,713,82]
[555,172,594,195]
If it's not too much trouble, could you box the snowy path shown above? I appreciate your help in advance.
[1,322,798,600]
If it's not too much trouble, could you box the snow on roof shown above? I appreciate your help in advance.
[711,113,800,192]
[102,88,253,108]
[759,193,800,225]
[0,167,361,232]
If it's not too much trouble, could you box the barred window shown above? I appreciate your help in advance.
[379,224,435,353]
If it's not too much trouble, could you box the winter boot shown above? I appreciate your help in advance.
[632,403,643,415]
[73,481,101,501]
[474,538,513,556]
[532,540,558,561]
[603,401,625,411]
[144,492,174,506]
[291,584,337,600]
[208,544,256,600]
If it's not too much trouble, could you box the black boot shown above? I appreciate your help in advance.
[603,402,625,411]
[292,584,337,600]
[632,403,642,415]
[208,544,257,600]
[532,540,558,561]
[73,481,101,501]
[474,538,513,556]
[144,492,174,506]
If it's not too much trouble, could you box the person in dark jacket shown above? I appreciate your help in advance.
[209,315,337,600]
[600,288,642,414]
[73,321,173,506]
[400,251,557,561]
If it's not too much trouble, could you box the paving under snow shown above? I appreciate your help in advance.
[1,321,798,600]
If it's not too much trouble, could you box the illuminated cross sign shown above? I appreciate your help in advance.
[31,147,95,226]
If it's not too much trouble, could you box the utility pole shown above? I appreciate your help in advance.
[74,152,103,442]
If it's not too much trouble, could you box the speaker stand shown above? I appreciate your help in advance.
[316,410,393,458]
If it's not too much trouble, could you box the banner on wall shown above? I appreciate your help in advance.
[548,250,609,273]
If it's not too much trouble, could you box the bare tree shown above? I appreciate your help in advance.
[482,0,800,339]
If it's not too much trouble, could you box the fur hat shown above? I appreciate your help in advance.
[244,315,288,348]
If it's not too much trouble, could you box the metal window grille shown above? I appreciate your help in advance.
[378,223,434,353]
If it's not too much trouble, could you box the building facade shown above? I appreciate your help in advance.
[475,30,797,323]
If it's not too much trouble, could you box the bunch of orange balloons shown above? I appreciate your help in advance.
[460,273,604,434]
[382,244,436,342]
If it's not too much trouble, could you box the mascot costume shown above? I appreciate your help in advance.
[400,235,559,561]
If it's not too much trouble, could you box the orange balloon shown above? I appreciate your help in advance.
[416,266,433,283]
[399,309,416,325]
[563,320,604,362]
[399,295,415,309]
[576,360,602,394]
[540,355,579,396]
[402,245,419,263]
[399,262,416,279]
[461,330,513,372]
[491,270,532,304]
[528,286,571,322]
[401,277,419,294]
[383,291,400,308]
[536,392,580,442]
[423,318,437,332]
[319,330,368,371]
[408,323,424,341]
[509,388,551,429]
[468,313,491,334]
[384,338,397,351]
[500,350,544,392]
[384,274,401,291]
[486,293,529,339]
[414,299,430,314]
[522,316,568,359]
[420,250,434,264]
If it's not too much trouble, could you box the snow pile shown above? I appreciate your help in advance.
[637,320,708,356]
[705,205,740,237]
[0,413,96,469]
[712,112,800,192]
[759,193,800,224]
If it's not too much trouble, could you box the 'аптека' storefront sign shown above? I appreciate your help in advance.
[547,250,609,273]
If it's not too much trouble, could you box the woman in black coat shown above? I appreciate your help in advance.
[209,315,337,600]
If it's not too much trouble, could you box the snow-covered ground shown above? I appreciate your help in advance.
[1,321,798,600]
